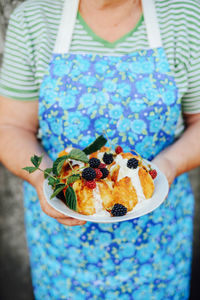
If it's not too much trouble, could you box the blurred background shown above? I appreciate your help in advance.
[0,1,200,299]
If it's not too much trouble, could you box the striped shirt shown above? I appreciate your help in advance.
[0,0,200,115]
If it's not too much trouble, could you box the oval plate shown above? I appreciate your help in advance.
[43,161,169,223]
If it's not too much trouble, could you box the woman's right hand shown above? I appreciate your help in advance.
[34,172,86,226]
[0,97,85,226]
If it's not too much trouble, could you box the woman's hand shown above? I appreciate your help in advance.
[0,98,86,227]
[152,152,177,187]
[152,113,200,188]
[34,172,86,226]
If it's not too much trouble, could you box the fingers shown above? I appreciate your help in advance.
[40,199,69,219]
[56,218,87,226]
[41,200,87,226]
[36,180,86,226]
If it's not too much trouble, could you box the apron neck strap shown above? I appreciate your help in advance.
[54,0,79,53]
[142,0,162,48]
[54,0,162,54]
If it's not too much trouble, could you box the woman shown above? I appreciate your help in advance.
[0,0,200,299]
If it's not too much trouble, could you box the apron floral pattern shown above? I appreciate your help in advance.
[39,49,179,162]
[23,46,194,300]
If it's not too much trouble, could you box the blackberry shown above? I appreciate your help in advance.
[100,168,109,179]
[82,167,96,181]
[127,158,139,169]
[89,157,101,168]
[111,203,127,217]
[103,152,114,165]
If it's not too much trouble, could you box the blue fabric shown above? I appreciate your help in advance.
[24,47,194,299]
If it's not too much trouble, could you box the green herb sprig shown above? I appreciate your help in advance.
[23,135,107,211]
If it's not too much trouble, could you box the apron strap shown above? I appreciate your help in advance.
[54,0,79,53]
[54,0,162,54]
[142,0,162,48]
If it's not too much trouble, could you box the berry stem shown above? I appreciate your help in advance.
[74,165,88,173]
[61,165,87,180]
[61,173,73,180]
[37,167,58,181]
[67,159,75,174]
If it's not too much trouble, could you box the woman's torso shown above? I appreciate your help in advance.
[1,0,200,118]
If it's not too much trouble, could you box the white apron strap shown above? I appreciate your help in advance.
[54,0,162,54]
[54,0,80,53]
[141,0,162,48]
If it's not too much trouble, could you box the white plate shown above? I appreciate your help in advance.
[43,161,169,223]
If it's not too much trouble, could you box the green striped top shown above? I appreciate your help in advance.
[0,0,200,114]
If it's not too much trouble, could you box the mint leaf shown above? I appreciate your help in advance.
[23,166,37,173]
[31,154,43,168]
[67,174,80,185]
[83,135,107,155]
[50,183,66,199]
[68,149,89,163]
[52,155,68,176]
[44,168,53,179]
[48,176,59,187]
[65,186,77,211]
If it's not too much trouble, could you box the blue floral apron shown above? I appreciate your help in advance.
[24,0,194,299]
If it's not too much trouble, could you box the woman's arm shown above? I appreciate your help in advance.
[152,113,200,186]
[0,96,86,226]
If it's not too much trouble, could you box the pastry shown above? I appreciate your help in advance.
[24,135,158,217]
[58,145,156,216]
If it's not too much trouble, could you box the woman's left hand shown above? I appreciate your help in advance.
[152,153,177,187]
[152,113,200,188]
